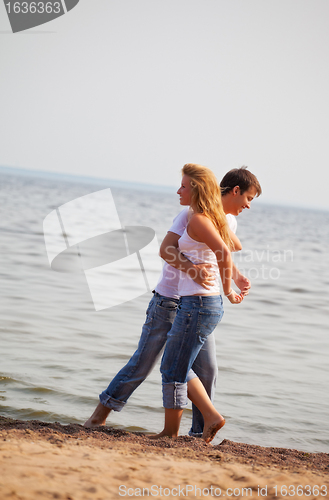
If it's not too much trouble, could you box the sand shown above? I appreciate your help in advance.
[0,417,328,500]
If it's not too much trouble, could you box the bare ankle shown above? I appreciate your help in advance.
[148,429,178,439]
[84,402,111,428]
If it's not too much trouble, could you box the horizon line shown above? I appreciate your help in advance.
[0,164,328,213]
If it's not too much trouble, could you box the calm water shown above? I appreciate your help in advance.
[1,169,329,453]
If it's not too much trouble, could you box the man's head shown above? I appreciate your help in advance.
[220,166,262,216]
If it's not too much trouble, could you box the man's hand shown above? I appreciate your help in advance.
[233,271,251,296]
[187,263,216,289]
[160,232,217,289]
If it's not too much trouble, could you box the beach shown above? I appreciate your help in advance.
[0,417,328,500]
[1,171,329,500]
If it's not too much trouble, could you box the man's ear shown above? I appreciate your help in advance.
[232,186,240,196]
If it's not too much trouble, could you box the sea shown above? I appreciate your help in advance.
[1,167,329,453]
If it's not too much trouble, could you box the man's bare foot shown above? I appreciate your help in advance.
[202,416,225,444]
[83,402,111,428]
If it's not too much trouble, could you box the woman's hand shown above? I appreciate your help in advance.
[233,272,251,296]
[225,289,244,304]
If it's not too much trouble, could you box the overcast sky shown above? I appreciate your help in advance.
[1,1,329,210]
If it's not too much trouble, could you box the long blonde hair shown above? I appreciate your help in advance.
[182,163,233,249]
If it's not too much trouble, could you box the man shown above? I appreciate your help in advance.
[84,166,261,433]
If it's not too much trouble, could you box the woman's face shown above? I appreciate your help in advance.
[177,175,192,205]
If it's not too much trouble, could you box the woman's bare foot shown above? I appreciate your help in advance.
[202,415,225,444]
[83,402,111,428]
[148,408,183,439]
[148,430,178,440]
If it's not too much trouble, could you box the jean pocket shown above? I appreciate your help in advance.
[196,310,222,339]
[155,299,178,322]
[159,299,178,310]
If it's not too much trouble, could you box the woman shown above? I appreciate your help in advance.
[153,163,243,442]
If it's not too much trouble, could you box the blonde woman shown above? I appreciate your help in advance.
[155,164,244,442]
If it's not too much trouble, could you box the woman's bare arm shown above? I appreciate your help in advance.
[187,214,243,304]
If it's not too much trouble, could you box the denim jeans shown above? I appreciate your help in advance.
[99,293,179,411]
[187,332,218,436]
[160,295,224,409]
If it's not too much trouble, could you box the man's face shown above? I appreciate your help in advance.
[232,185,258,215]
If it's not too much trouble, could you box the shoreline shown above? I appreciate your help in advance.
[1,416,328,499]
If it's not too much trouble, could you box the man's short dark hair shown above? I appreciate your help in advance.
[220,166,262,197]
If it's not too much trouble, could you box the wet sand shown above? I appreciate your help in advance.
[0,416,328,499]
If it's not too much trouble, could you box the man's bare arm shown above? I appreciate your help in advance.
[229,230,250,294]
[159,231,215,289]
[232,262,251,295]
[230,229,242,252]
[227,229,250,295]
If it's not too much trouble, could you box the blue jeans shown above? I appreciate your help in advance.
[99,293,178,411]
[187,332,218,437]
[160,295,224,409]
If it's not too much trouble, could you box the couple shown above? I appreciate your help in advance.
[85,164,262,442]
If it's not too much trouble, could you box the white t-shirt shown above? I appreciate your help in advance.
[177,228,220,296]
[155,207,237,299]
[226,213,237,234]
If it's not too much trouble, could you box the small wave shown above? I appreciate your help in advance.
[218,366,242,374]
[259,299,280,305]
[221,391,257,399]
[1,404,86,426]
[94,353,132,361]
[124,425,147,432]
[136,405,164,414]
[27,387,55,394]
[0,375,24,385]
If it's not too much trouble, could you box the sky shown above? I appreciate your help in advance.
[1,0,329,210]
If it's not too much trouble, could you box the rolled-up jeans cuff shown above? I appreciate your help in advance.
[162,382,188,409]
[99,392,125,412]
[188,429,203,438]
[186,369,198,382]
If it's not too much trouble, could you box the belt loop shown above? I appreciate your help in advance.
[199,296,203,307]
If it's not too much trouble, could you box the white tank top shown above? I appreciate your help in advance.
[177,228,220,296]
